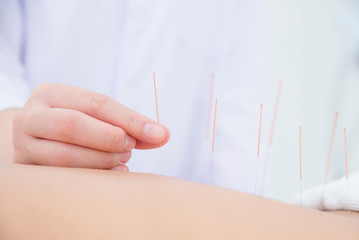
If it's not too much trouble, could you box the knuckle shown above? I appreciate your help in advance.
[51,151,71,167]
[12,111,24,129]
[102,152,118,169]
[13,137,36,165]
[88,94,108,115]
[12,134,25,154]
[53,113,78,140]
[30,83,56,106]
[32,83,52,96]
[126,112,139,132]
[106,131,125,152]
[12,113,31,152]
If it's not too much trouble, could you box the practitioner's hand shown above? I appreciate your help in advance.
[12,83,170,169]
[292,172,359,211]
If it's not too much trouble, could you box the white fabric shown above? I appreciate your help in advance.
[0,1,31,110]
[0,0,271,192]
[293,172,359,211]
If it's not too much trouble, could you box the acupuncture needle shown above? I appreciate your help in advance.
[323,112,339,200]
[206,74,215,139]
[344,128,350,212]
[153,72,163,173]
[268,80,283,147]
[260,79,283,194]
[254,104,263,195]
[210,98,218,184]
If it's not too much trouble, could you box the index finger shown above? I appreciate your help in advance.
[33,83,170,146]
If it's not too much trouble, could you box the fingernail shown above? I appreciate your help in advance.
[111,165,129,172]
[119,151,131,164]
[143,123,165,141]
[125,136,136,151]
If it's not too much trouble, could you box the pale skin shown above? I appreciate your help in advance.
[0,162,358,240]
[0,83,170,170]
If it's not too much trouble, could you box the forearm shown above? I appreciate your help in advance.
[0,163,358,240]
[0,109,18,163]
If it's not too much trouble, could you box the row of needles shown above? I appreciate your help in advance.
[152,73,351,210]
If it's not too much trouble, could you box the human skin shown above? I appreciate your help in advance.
[0,83,170,169]
[0,162,358,240]
[0,109,16,164]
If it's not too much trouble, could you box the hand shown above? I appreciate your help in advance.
[12,83,170,170]
[292,172,359,212]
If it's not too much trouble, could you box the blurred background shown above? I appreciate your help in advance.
[264,0,359,201]
[1,0,359,203]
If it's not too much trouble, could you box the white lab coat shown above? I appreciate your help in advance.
[0,0,271,193]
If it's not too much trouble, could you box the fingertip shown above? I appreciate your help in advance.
[133,125,170,149]
[125,135,136,151]
[143,122,166,142]
[111,164,129,172]
[161,125,171,145]
[119,151,132,164]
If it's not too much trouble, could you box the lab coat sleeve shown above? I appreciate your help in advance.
[0,1,31,111]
